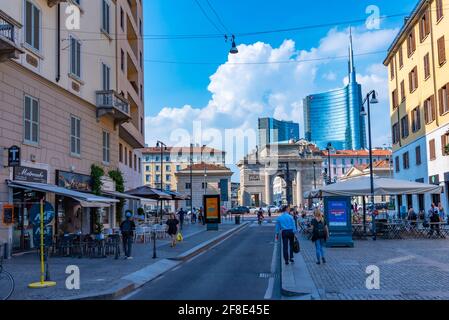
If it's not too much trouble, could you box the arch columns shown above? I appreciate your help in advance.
[264,171,273,206]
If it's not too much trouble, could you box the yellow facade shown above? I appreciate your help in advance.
[385,0,449,151]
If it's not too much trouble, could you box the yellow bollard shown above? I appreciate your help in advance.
[28,199,56,289]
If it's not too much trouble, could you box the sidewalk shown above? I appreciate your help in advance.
[4,220,244,300]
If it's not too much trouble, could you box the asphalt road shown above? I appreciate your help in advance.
[126,219,281,300]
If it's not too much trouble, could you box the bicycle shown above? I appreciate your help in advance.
[0,251,15,300]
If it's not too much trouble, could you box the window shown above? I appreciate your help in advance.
[419,10,430,42]
[120,7,124,30]
[139,18,142,35]
[165,165,171,172]
[185,183,191,189]
[439,84,449,115]
[399,45,404,69]
[121,49,125,71]
[400,80,406,102]
[25,0,40,51]
[119,143,123,162]
[145,165,150,171]
[411,106,421,132]
[140,51,143,68]
[129,151,132,168]
[437,0,444,21]
[102,63,110,90]
[145,175,150,183]
[416,146,422,165]
[140,116,143,134]
[176,165,181,171]
[155,175,160,182]
[134,154,137,171]
[332,159,337,165]
[438,36,446,66]
[442,133,449,156]
[392,123,400,144]
[400,115,409,139]
[70,36,81,78]
[166,175,171,182]
[102,131,110,163]
[409,66,418,92]
[424,53,431,79]
[392,89,399,108]
[429,139,436,160]
[395,156,400,172]
[24,95,39,144]
[155,165,160,171]
[403,152,410,169]
[124,147,128,165]
[390,61,395,80]
[202,182,208,189]
[424,95,436,124]
[70,115,81,156]
[407,29,416,57]
[102,0,110,34]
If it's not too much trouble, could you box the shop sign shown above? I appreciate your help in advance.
[8,145,20,167]
[429,175,440,185]
[249,174,260,181]
[30,201,55,248]
[2,204,14,225]
[56,170,92,192]
[13,166,47,183]
[101,176,115,192]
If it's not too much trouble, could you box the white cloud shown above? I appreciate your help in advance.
[145,26,399,171]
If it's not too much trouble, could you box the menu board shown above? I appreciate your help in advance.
[2,204,14,225]
[203,195,221,224]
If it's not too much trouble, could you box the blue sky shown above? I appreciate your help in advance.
[142,0,417,179]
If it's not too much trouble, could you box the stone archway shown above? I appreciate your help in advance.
[238,140,323,208]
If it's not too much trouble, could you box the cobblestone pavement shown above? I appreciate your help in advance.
[298,235,449,300]
[3,222,237,300]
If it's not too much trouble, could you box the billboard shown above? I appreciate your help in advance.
[203,195,221,224]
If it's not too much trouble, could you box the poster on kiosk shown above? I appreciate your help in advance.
[324,196,353,247]
[203,195,221,231]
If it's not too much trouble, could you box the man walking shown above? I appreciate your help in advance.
[120,211,136,260]
[275,205,297,265]
[178,208,185,230]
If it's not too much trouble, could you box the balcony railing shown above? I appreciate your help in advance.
[0,14,23,62]
[96,90,131,125]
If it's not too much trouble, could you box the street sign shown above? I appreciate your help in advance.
[8,145,21,167]
[30,201,55,226]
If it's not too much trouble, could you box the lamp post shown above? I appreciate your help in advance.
[360,90,379,235]
[326,143,333,185]
[190,143,193,213]
[156,140,167,224]
[201,145,207,195]
[313,161,317,189]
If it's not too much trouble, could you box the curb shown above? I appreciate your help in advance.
[68,222,249,300]
[280,240,320,299]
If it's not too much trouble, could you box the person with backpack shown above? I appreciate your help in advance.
[429,203,441,238]
[311,209,329,265]
[275,205,297,265]
[177,208,186,230]
[120,211,136,260]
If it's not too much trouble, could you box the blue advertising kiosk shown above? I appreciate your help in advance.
[324,196,353,248]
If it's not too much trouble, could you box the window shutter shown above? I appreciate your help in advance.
[409,71,413,93]
[430,139,436,160]
[431,95,436,121]
[442,135,446,156]
[439,88,444,115]
[438,36,446,65]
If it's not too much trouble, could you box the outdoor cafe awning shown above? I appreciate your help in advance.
[125,186,172,200]
[102,190,143,201]
[164,190,191,200]
[7,180,119,204]
[309,177,442,198]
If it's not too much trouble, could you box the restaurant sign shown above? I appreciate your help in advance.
[13,166,47,183]
[56,170,92,192]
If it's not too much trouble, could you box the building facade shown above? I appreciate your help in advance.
[304,31,367,150]
[258,117,300,148]
[175,163,233,210]
[384,0,449,213]
[141,146,226,192]
[321,149,392,183]
[0,0,144,254]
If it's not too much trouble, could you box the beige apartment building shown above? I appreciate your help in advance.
[141,146,226,192]
[384,0,449,213]
[0,0,145,255]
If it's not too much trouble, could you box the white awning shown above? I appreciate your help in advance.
[7,180,119,204]
[102,190,142,200]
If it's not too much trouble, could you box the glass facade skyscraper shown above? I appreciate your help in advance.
[258,117,300,147]
[303,31,367,150]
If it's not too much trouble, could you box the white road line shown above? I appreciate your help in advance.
[264,239,278,300]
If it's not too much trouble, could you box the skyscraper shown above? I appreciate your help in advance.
[303,30,367,150]
[258,117,300,147]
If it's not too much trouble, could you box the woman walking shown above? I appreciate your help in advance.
[166,213,179,247]
[311,209,329,265]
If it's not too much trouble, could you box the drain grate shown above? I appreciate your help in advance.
[259,272,279,279]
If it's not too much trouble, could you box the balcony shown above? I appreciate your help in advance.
[47,0,67,7]
[96,90,131,126]
[0,12,24,62]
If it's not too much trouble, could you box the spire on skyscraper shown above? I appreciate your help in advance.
[348,27,357,83]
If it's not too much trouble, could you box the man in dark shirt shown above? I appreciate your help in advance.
[120,211,136,259]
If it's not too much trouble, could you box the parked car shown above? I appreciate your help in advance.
[249,207,259,214]
[263,205,279,213]
[228,206,250,215]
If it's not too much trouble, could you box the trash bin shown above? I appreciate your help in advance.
[235,215,241,225]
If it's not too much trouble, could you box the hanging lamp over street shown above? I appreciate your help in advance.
[229,35,238,54]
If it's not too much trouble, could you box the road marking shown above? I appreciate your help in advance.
[382,255,415,265]
[264,239,278,300]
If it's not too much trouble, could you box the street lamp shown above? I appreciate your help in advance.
[200,145,207,195]
[156,140,167,223]
[190,143,193,213]
[325,143,333,185]
[313,161,317,189]
[360,90,379,235]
